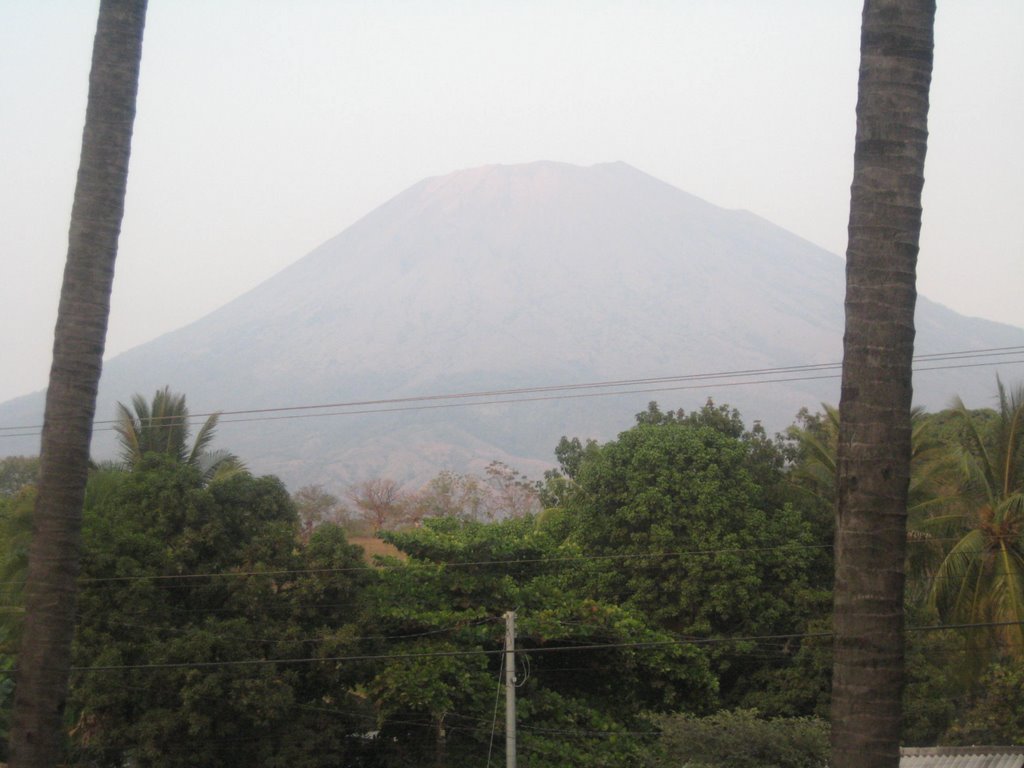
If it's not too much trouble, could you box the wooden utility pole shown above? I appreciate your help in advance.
[504,610,517,768]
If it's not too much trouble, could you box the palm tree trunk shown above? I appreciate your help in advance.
[831,2,935,767]
[9,2,148,765]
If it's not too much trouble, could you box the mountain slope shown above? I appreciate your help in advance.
[3,161,1021,489]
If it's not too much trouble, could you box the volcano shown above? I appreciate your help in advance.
[2,161,1021,489]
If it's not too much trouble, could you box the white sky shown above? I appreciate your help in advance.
[1,1,1022,405]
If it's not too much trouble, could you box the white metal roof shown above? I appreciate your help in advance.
[901,747,1024,768]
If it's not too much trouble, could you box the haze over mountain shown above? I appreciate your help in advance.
[3,161,1022,490]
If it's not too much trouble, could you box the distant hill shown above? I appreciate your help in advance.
[2,161,1022,490]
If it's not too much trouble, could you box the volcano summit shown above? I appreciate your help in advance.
[2,162,1021,488]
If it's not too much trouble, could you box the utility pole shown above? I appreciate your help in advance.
[504,610,517,768]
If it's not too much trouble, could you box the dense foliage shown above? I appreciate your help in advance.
[1,383,1023,763]
[114,387,244,483]
[372,515,714,767]
[564,403,827,711]
[68,458,370,767]
[946,660,1024,744]
[0,456,38,498]
[649,708,830,768]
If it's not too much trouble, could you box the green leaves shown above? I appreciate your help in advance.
[929,379,1024,660]
[68,461,368,767]
[563,415,825,712]
[650,709,830,768]
[0,456,39,499]
[366,512,719,766]
[946,660,1024,744]
[114,387,245,483]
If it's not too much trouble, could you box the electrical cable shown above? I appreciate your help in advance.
[485,638,505,768]
[1,345,1020,437]
[57,618,1022,674]
[516,651,530,687]
[70,614,495,647]
[0,542,827,588]
[0,535,990,591]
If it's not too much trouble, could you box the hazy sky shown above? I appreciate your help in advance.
[1,1,1022,405]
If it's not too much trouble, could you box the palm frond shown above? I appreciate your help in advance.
[187,413,221,468]
[996,377,1024,499]
[785,403,838,505]
[149,386,189,461]
[929,529,986,622]
[909,510,970,540]
[113,400,143,467]
[113,388,239,486]
[196,451,247,485]
[952,394,1000,506]
[1000,491,1024,526]
[993,540,1024,657]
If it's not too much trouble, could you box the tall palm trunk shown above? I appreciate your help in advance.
[9,2,148,765]
[831,2,935,768]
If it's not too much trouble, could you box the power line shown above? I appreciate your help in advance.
[0,536,996,592]
[71,614,497,647]
[0,542,828,589]
[486,639,505,767]
[63,619,1022,674]
[2,345,1021,438]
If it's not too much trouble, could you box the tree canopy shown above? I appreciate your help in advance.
[0,458,39,500]
[371,514,714,767]
[929,379,1024,658]
[68,458,370,767]
[562,403,826,709]
[4,385,1022,763]
[114,386,244,483]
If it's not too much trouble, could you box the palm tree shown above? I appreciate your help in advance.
[928,379,1024,658]
[789,404,954,610]
[831,2,936,768]
[10,2,149,766]
[113,386,244,483]
[790,405,944,509]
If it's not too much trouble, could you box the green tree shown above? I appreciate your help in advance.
[0,457,39,499]
[946,660,1024,744]
[535,437,599,509]
[0,488,35,642]
[649,709,830,768]
[786,407,839,504]
[114,386,244,483]
[787,406,947,518]
[10,2,149,765]
[929,379,1024,658]
[67,459,370,767]
[563,410,824,710]
[831,3,935,768]
[809,384,1022,731]
[0,489,34,762]
[900,605,966,745]
[370,515,714,767]
[639,400,803,515]
[785,404,951,601]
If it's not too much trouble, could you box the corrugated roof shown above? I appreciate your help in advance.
[901,747,1024,768]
